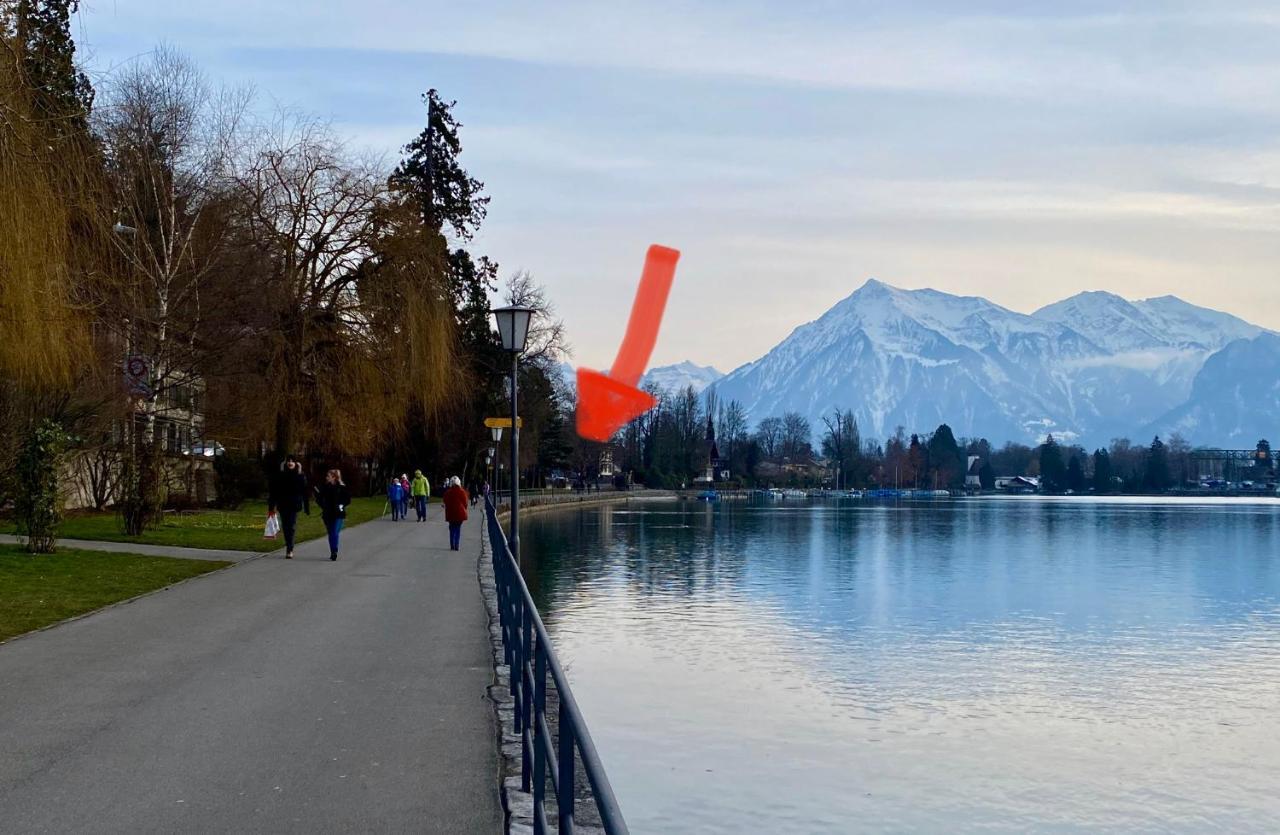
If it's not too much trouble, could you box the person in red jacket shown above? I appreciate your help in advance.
[442,476,470,551]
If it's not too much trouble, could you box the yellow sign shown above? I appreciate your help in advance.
[484,417,523,429]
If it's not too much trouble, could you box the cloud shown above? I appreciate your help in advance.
[76,1,1280,372]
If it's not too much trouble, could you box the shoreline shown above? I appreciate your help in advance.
[491,490,677,521]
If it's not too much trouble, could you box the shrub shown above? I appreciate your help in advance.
[214,451,266,509]
[642,468,668,489]
[14,419,72,553]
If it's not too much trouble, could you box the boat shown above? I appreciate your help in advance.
[697,490,719,502]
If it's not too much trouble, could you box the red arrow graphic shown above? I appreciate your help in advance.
[576,244,680,441]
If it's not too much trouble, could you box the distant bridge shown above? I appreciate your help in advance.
[1189,446,1272,481]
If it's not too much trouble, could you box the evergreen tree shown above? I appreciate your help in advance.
[978,460,995,490]
[9,0,95,139]
[1066,455,1085,493]
[906,434,928,488]
[391,90,499,362]
[1038,435,1066,492]
[927,423,963,489]
[1144,435,1171,492]
[1092,448,1113,493]
[392,89,489,239]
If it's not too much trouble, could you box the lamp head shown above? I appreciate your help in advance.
[492,305,535,354]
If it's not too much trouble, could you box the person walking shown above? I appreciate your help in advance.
[315,469,352,561]
[398,473,412,520]
[411,469,431,522]
[268,454,310,559]
[388,477,405,521]
[442,476,470,551]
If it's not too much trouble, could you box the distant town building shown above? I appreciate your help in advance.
[695,412,721,484]
[965,455,982,488]
[995,475,1040,493]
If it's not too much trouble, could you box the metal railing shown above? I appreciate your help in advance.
[485,497,629,834]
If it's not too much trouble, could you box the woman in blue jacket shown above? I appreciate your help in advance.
[388,477,406,521]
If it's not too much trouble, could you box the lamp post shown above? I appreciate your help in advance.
[486,443,496,498]
[492,305,534,560]
[489,427,502,501]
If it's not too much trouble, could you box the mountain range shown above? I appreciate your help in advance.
[553,360,724,396]
[700,280,1277,449]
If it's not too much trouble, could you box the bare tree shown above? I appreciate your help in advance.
[92,46,253,530]
[504,270,569,371]
[755,416,783,460]
[235,114,456,455]
[821,409,862,487]
[719,399,749,471]
[96,45,250,445]
[75,445,120,511]
[781,412,812,461]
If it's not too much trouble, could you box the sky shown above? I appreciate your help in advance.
[77,1,1280,373]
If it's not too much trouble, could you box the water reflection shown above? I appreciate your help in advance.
[521,498,1280,833]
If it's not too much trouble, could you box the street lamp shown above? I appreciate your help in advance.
[492,305,534,560]
[489,427,503,500]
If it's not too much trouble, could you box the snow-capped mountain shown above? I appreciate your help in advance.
[554,360,577,394]
[553,359,722,396]
[708,279,1275,447]
[1144,333,1280,445]
[640,361,723,394]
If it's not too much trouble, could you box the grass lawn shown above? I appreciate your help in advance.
[39,496,387,552]
[0,544,231,643]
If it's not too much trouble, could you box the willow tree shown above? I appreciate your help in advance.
[236,117,457,458]
[0,18,87,390]
[0,8,105,549]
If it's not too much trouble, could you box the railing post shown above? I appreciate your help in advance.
[558,698,576,833]
[521,604,534,792]
[533,647,547,835]
[508,581,519,704]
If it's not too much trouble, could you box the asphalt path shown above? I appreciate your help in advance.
[0,509,501,833]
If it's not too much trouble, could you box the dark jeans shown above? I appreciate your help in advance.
[324,517,344,555]
[391,498,401,520]
[448,522,462,550]
[415,496,427,520]
[280,509,299,551]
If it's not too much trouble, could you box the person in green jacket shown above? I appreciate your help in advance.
[411,469,431,522]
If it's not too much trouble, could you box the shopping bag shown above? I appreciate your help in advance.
[263,512,281,539]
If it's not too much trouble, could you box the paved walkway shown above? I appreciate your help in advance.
[0,532,259,563]
[0,511,502,833]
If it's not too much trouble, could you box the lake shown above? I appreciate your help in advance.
[518,496,1280,833]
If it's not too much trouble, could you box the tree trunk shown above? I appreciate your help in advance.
[275,410,292,460]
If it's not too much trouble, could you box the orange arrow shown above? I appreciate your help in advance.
[576,244,680,441]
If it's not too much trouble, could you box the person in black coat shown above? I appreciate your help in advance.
[268,454,310,559]
[314,468,352,561]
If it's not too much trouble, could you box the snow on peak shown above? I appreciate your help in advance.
[640,362,723,394]
[710,278,1270,447]
[1034,290,1265,353]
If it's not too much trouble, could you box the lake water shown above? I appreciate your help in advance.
[518,496,1280,833]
